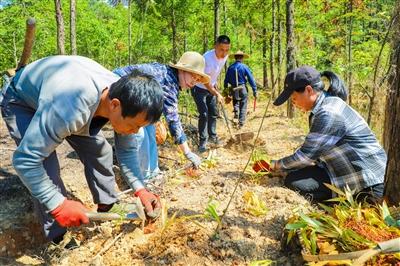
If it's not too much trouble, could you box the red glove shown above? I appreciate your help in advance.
[252,160,271,172]
[50,199,89,227]
[135,188,161,219]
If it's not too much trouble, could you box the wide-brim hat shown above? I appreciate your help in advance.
[273,66,321,106]
[229,50,249,59]
[169,51,210,84]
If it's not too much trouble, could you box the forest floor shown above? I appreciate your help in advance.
[0,93,317,266]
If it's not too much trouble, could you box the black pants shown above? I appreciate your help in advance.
[284,165,384,203]
[191,86,218,145]
[232,86,248,126]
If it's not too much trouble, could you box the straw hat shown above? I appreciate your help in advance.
[169,51,210,84]
[229,50,250,59]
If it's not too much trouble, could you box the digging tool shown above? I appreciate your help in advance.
[219,103,255,143]
[253,97,257,112]
[5,18,36,77]
[215,83,277,234]
[85,197,146,223]
[220,104,234,140]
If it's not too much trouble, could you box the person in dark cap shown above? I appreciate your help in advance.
[270,66,386,203]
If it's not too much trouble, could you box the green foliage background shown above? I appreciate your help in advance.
[0,0,396,136]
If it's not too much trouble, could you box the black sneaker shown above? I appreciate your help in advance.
[209,137,222,147]
[198,143,207,153]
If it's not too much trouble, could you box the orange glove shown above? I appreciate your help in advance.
[135,188,161,219]
[50,199,89,227]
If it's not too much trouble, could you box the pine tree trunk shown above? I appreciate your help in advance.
[263,27,269,89]
[171,0,178,63]
[270,0,276,95]
[70,0,77,55]
[277,0,283,94]
[347,0,353,105]
[383,1,400,205]
[286,0,295,118]
[214,0,220,43]
[128,0,132,64]
[54,0,65,55]
[183,17,187,52]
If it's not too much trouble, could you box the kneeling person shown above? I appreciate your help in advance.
[270,66,386,203]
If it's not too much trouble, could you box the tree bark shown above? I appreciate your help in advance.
[262,26,269,89]
[128,0,132,64]
[270,0,276,96]
[70,0,77,55]
[347,0,353,105]
[286,0,296,118]
[54,0,65,55]
[214,0,220,43]
[383,1,400,206]
[171,0,178,62]
[277,0,283,94]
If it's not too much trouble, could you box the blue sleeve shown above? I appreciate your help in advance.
[244,65,257,92]
[163,91,187,144]
[224,71,229,88]
[113,65,138,77]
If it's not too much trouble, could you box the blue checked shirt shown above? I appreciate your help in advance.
[278,92,386,193]
[114,63,187,145]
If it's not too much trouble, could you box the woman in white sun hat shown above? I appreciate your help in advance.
[113,52,210,186]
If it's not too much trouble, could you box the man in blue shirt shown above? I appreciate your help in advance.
[224,50,257,128]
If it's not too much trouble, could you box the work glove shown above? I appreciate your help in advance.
[134,188,161,219]
[50,199,89,227]
[184,151,202,168]
[253,91,258,98]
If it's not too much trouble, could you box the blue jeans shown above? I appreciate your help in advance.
[191,86,218,145]
[132,124,160,181]
[284,165,384,203]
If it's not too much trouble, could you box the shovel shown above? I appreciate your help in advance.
[85,197,146,224]
[219,104,255,143]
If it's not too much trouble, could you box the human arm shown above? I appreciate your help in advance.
[244,65,257,97]
[204,82,224,103]
[275,111,346,171]
[114,131,161,218]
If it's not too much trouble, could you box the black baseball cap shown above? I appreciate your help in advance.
[273,66,321,106]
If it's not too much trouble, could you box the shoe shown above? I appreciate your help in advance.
[98,203,114,212]
[50,232,80,250]
[198,143,207,153]
[233,113,239,119]
[209,137,222,147]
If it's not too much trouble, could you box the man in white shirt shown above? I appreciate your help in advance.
[192,35,231,153]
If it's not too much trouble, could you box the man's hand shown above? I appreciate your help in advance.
[216,92,224,104]
[134,188,161,219]
[253,91,258,98]
[50,199,89,227]
[184,151,202,168]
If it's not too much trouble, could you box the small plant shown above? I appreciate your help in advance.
[285,185,400,264]
[204,198,221,226]
[242,191,268,217]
